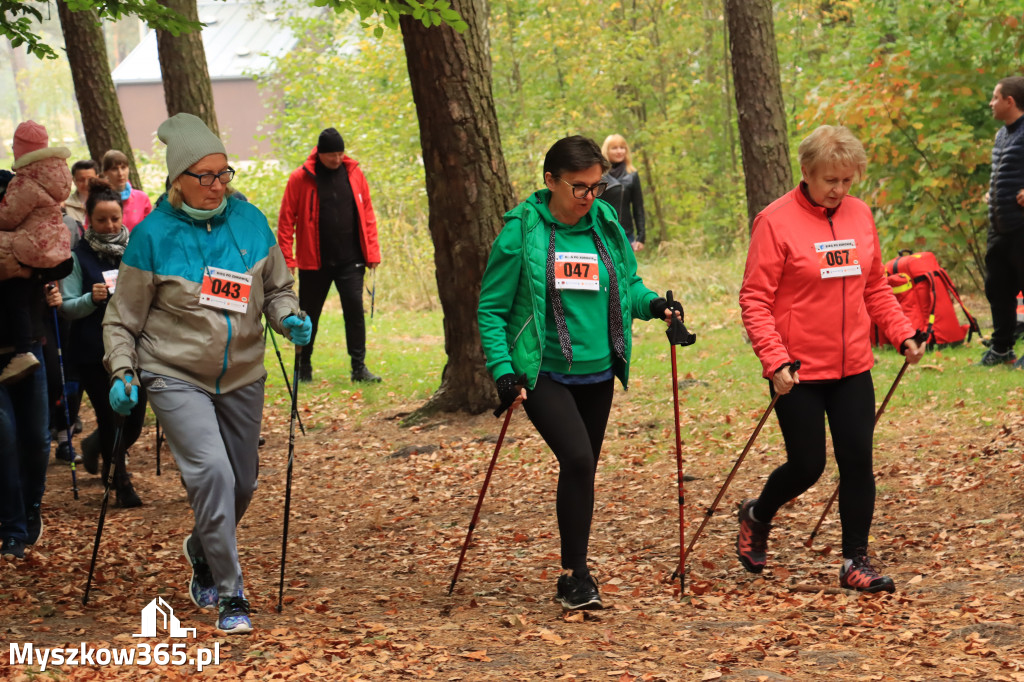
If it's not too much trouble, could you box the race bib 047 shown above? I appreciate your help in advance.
[554,252,600,291]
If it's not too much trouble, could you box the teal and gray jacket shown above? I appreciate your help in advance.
[478,189,659,390]
[103,195,299,394]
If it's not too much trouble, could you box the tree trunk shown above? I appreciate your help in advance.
[56,1,143,190]
[156,0,219,135]
[399,0,516,416]
[7,39,29,121]
[725,0,792,228]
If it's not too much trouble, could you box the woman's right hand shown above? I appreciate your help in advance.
[91,283,109,304]
[772,364,799,395]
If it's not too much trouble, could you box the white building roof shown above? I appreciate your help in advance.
[112,0,323,84]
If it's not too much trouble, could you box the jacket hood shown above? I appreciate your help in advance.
[301,147,360,178]
[13,154,73,203]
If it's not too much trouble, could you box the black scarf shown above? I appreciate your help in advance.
[546,224,626,368]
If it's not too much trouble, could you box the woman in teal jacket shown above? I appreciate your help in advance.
[478,135,680,610]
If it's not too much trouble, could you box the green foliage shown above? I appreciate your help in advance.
[260,13,437,309]
[782,1,1024,288]
[312,0,466,38]
[1,0,198,60]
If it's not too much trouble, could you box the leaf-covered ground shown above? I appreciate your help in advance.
[2,376,1023,681]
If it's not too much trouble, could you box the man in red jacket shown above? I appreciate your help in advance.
[277,128,382,383]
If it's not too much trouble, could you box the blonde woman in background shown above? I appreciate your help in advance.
[600,134,646,251]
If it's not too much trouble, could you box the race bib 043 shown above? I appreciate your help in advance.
[554,252,600,291]
[814,239,862,279]
[199,267,252,313]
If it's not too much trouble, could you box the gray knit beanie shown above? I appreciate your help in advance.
[158,113,227,182]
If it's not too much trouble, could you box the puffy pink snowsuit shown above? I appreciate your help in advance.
[0,148,73,279]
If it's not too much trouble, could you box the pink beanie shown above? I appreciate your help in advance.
[13,120,49,160]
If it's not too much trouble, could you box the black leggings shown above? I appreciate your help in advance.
[78,361,146,483]
[752,371,875,559]
[523,375,614,574]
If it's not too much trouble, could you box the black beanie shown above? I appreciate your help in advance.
[317,128,345,154]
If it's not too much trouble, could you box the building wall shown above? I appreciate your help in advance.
[116,79,273,159]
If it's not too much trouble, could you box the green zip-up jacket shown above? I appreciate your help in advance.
[478,189,659,390]
[103,195,299,394]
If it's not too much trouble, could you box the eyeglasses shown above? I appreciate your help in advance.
[181,167,235,187]
[557,177,607,199]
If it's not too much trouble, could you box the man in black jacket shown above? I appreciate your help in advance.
[980,76,1024,368]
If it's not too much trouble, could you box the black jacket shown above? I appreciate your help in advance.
[988,116,1024,236]
[606,164,646,243]
[0,258,73,349]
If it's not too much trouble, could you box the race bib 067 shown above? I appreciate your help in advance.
[814,239,862,279]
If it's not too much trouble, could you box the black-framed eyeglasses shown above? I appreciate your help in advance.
[557,177,607,199]
[181,167,235,186]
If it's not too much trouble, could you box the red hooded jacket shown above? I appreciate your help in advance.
[740,185,914,381]
[277,148,381,270]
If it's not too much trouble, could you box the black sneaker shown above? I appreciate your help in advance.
[116,479,143,508]
[351,365,382,383]
[183,534,218,609]
[55,441,81,463]
[978,348,1016,366]
[217,595,253,634]
[839,555,895,593]
[26,504,43,546]
[736,499,772,574]
[556,573,603,610]
[2,537,26,560]
[73,417,83,434]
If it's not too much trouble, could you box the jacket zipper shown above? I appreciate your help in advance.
[509,314,534,351]
[828,215,846,376]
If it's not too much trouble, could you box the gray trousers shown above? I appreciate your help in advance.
[140,371,264,598]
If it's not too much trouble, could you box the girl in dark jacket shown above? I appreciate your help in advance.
[59,178,145,507]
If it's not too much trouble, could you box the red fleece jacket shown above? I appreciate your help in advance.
[740,185,914,381]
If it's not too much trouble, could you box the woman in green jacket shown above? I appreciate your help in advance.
[478,135,680,610]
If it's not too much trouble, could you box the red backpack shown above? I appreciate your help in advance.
[871,251,980,349]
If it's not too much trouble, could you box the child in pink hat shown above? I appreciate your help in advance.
[0,120,73,384]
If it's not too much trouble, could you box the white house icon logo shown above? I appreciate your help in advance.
[133,597,196,638]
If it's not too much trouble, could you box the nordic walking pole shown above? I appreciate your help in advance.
[367,268,376,320]
[50,299,79,500]
[266,325,305,436]
[278,313,306,612]
[447,382,526,596]
[680,359,802,586]
[660,291,697,596]
[83,418,126,604]
[805,357,911,548]
[154,420,163,475]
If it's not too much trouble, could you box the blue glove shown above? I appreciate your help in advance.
[109,373,139,416]
[283,314,312,346]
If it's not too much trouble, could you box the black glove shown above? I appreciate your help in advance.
[650,297,683,320]
[494,373,526,417]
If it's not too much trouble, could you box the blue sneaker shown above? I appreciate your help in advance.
[217,595,252,634]
[2,537,26,560]
[182,534,218,609]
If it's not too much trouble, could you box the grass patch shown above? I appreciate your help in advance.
[270,250,1023,454]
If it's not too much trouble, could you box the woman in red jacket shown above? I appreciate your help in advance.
[737,125,924,593]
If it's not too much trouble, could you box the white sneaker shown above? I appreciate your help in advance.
[0,353,40,385]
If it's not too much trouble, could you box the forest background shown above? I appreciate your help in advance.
[3,0,1023,305]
